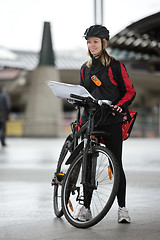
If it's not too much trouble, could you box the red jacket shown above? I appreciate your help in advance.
[79,58,136,126]
[80,58,136,110]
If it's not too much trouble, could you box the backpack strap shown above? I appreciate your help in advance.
[109,59,120,84]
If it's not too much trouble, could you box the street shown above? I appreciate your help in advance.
[0,137,160,240]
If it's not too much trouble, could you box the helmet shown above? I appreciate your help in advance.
[84,25,110,40]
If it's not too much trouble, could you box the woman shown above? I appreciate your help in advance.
[78,25,136,223]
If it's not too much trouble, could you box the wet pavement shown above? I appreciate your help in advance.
[0,137,160,240]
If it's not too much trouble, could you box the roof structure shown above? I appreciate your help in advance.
[0,49,88,71]
[0,50,38,70]
[108,12,160,62]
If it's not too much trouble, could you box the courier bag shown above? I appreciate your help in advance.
[122,109,137,141]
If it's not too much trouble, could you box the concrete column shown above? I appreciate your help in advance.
[23,66,62,137]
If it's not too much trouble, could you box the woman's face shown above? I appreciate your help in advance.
[87,37,102,56]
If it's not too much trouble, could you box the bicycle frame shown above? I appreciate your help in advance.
[66,96,109,193]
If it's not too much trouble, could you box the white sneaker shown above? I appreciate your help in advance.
[76,206,92,222]
[118,207,131,223]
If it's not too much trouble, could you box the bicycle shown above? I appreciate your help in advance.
[52,94,121,228]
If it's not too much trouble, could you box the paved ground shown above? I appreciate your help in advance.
[0,137,160,240]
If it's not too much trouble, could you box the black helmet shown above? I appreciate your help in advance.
[84,25,110,40]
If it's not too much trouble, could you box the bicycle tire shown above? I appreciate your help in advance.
[53,139,72,218]
[62,145,120,228]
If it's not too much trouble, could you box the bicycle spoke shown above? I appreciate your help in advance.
[62,146,119,228]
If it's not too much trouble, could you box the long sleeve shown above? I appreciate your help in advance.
[116,62,136,109]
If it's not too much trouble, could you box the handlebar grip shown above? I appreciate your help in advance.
[98,100,112,106]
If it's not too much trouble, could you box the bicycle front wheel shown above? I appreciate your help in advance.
[62,145,120,228]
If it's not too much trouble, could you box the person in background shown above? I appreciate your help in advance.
[0,86,11,146]
[78,25,136,223]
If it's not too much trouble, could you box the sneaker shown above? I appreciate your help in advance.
[76,206,92,222]
[118,207,131,223]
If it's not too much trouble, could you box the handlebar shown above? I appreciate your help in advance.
[70,94,112,106]
[69,93,123,117]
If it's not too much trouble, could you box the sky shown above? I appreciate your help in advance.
[0,0,159,52]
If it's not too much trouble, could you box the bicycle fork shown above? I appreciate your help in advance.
[81,138,98,190]
[81,108,98,190]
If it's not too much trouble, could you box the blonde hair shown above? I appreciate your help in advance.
[86,39,114,68]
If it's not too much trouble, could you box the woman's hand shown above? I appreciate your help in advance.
[110,105,122,115]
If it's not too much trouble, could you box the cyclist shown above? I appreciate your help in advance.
[78,25,136,223]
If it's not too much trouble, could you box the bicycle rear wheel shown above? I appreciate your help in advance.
[53,139,72,218]
[62,145,120,228]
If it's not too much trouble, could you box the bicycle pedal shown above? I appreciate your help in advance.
[51,172,65,185]
[56,172,65,182]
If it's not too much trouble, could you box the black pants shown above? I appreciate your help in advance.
[0,120,6,146]
[99,123,126,208]
[84,122,126,208]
